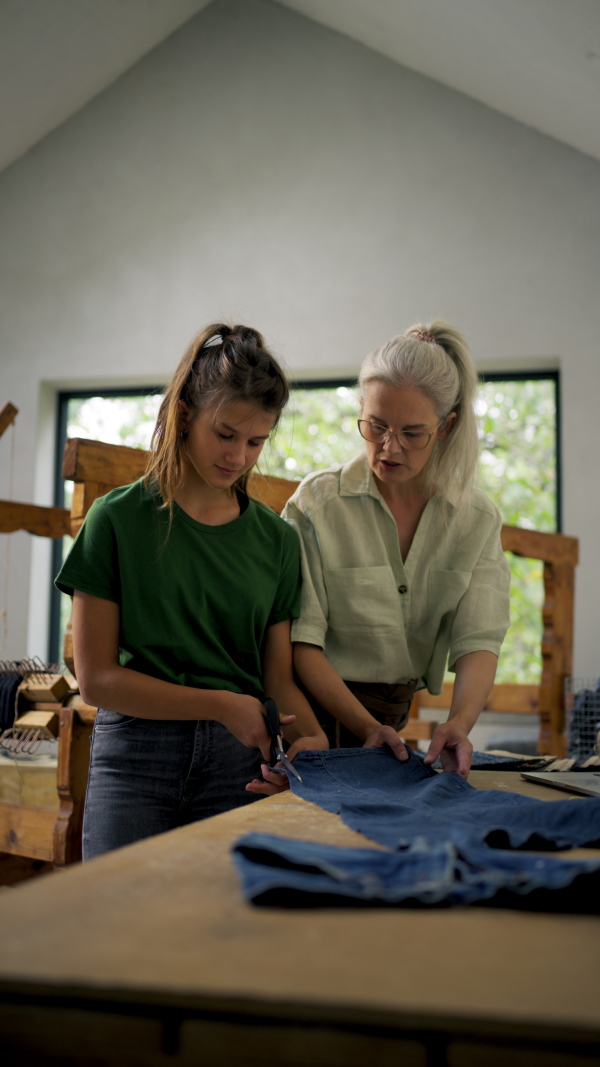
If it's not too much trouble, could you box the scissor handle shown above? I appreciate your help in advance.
[264,698,281,763]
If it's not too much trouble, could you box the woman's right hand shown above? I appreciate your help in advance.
[216,693,295,762]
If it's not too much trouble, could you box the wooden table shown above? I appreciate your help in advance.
[1,772,599,1067]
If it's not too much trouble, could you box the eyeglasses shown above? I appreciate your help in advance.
[357,419,440,451]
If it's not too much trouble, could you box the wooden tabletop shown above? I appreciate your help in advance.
[1,771,599,1065]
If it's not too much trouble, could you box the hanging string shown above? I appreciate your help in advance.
[1,419,16,650]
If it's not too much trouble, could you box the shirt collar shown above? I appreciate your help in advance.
[339,452,380,499]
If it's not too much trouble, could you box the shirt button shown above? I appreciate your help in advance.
[398,584,408,594]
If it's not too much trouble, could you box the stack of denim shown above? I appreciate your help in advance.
[234,748,600,910]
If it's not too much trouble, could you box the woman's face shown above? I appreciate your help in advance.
[360,381,455,491]
[179,399,275,491]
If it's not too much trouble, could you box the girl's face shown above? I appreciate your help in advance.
[179,399,275,491]
[360,381,455,491]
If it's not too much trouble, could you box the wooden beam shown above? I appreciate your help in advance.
[0,500,70,538]
[412,682,540,715]
[54,707,94,868]
[501,524,578,566]
[249,472,297,513]
[0,402,18,438]
[62,437,148,484]
[61,438,299,520]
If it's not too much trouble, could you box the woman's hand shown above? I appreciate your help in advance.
[245,731,328,796]
[422,651,496,778]
[423,719,473,778]
[363,725,409,761]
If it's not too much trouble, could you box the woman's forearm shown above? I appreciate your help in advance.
[448,650,498,732]
[292,642,381,742]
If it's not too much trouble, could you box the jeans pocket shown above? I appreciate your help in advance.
[94,708,139,730]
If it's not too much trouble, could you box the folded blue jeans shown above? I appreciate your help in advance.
[234,832,600,910]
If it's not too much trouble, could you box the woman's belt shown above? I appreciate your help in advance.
[344,679,418,731]
[314,679,419,749]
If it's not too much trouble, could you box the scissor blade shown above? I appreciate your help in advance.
[276,753,303,783]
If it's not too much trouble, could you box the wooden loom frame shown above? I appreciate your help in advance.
[0,435,578,879]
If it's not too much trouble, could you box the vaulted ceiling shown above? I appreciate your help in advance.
[0,0,598,175]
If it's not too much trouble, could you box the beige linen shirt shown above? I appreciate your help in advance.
[282,453,510,694]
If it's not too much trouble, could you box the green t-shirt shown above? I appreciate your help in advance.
[55,480,301,698]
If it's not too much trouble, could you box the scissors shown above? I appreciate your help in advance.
[264,697,303,783]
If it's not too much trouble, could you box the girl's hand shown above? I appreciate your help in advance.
[246,763,290,796]
[245,731,328,796]
[217,693,295,763]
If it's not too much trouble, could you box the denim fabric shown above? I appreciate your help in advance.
[234,832,600,910]
[230,748,600,910]
[288,748,600,851]
[83,709,262,860]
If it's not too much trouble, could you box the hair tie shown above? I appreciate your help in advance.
[414,330,437,345]
[202,334,224,348]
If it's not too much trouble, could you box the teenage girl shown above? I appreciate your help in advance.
[56,324,327,858]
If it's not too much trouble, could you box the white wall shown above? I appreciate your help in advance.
[0,0,598,674]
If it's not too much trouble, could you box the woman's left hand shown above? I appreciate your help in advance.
[423,720,473,778]
[245,733,328,796]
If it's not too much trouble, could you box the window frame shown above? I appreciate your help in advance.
[48,371,560,662]
[49,386,163,662]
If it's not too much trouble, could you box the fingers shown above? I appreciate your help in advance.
[363,727,409,761]
[245,764,290,796]
[423,740,441,765]
[455,742,472,779]
[386,730,409,762]
[257,711,295,762]
[423,723,448,765]
[424,725,473,777]
[259,739,273,762]
[245,779,287,795]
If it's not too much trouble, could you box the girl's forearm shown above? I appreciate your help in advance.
[77,662,238,722]
[292,642,381,742]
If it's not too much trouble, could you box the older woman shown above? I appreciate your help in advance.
[281,321,510,780]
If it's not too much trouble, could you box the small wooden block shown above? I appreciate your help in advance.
[13,710,59,736]
[20,674,70,704]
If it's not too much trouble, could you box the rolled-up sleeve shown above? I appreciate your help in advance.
[447,508,511,669]
[282,499,329,648]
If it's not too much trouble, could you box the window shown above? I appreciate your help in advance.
[51,374,559,685]
[50,389,162,662]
